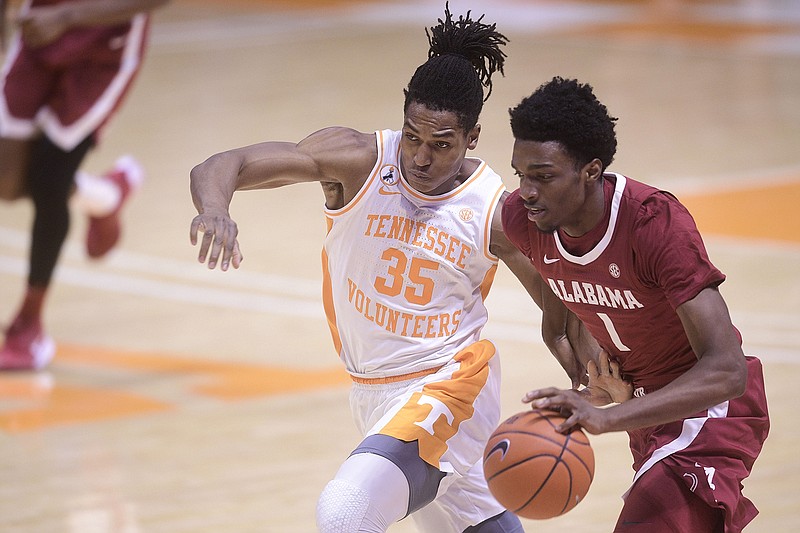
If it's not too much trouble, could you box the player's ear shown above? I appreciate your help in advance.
[583,158,603,182]
[467,124,481,150]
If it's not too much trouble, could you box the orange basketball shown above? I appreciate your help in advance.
[483,409,595,519]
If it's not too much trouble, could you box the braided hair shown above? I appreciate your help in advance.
[404,3,508,132]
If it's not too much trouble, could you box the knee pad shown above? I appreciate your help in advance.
[353,434,444,514]
[316,451,410,532]
[316,479,371,533]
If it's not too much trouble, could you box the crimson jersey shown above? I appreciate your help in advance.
[503,173,770,532]
[503,173,725,392]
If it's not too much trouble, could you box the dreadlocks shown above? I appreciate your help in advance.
[404,2,509,132]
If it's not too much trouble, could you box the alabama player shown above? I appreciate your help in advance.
[503,76,770,532]
[0,0,169,369]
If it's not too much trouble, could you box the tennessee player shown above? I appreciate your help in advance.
[190,7,611,533]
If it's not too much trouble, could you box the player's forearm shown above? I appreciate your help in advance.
[565,312,601,369]
[190,153,241,216]
[599,352,746,432]
[544,333,582,388]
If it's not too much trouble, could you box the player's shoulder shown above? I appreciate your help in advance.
[496,188,531,251]
[301,126,374,152]
[499,188,525,221]
[298,126,377,181]
[615,173,669,205]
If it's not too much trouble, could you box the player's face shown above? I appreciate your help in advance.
[512,139,601,236]
[399,102,479,196]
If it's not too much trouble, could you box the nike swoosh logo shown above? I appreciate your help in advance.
[485,439,510,460]
[543,255,560,264]
[378,187,401,196]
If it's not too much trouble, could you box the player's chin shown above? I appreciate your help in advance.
[531,217,556,234]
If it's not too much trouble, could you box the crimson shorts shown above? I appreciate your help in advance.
[0,14,149,150]
[621,357,769,533]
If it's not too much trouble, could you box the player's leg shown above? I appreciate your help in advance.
[316,434,445,533]
[0,137,33,200]
[400,344,520,532]
[462,511,522,532]
[413,457,522,533]
[0,33,56,200]
[316,452,408,533]
[615,461,723,532]
[414,502,521,533]
[80,155,145,258]
[27,135,94,286]
[32,24,147,259]
[0,135,94,370]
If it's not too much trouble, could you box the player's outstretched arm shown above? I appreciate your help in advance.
[188,142,294,271]
[189,127,376,271]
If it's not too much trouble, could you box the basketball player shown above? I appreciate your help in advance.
[188,7,619,532]
[0,0,169,370]
[502,77,770,532]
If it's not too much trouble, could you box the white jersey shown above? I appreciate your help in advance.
[322,129,505,379]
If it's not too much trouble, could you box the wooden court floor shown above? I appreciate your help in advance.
[1,0,799,531]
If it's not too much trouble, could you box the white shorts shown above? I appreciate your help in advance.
[348,339,507,530]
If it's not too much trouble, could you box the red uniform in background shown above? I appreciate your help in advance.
[0,0,151,149]
[0,0,165,370]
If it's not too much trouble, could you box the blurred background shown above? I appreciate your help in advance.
[1,0,798,531]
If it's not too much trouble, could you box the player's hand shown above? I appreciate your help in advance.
[190,212,243,271]
[522,387,610,435]
[584,351,633,405]
[17,6,70,48]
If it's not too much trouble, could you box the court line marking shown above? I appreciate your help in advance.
[1,228,798,364]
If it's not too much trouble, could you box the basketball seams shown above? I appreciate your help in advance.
[488,429,594,478]
[483,409,595,519]
[485,451,560,480]
[563,433,595,479]
[487,433,575,516]
[513,454,571,516]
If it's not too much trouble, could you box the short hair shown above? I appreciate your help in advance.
[404,3,508,132]
[509,77,618,170]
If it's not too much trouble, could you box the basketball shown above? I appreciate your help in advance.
[483,408,595,519]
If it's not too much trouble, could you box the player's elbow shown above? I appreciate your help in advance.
[731,366,748,399]
[722,355,748,399]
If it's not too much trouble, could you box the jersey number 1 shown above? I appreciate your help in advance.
[597,312,631,352]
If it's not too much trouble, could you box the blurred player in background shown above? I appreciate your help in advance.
[503,76,770,532]
[188,5,621,532]
[0,0,169,370]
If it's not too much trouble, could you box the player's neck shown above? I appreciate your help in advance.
[561,179,607,239]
